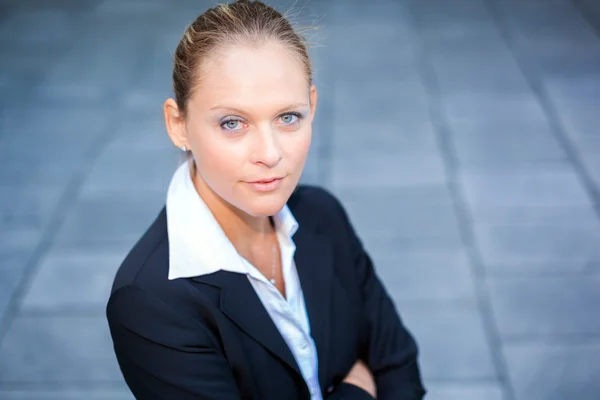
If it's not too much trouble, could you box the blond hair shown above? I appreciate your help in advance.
[172,0,313,115]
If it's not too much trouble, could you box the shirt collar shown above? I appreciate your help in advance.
[165,160,299,280]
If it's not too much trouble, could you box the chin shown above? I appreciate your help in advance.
[239,185,294,217]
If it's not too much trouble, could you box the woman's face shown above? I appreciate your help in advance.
[168,41,317,218]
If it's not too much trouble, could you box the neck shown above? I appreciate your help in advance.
[191,166,273,253]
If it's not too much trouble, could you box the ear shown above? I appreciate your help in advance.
[164,98,188,149]
[309,85,318,122]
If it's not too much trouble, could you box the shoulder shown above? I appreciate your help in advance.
[287,184,349,229]
[107,207,204,326]
[109,207,180,298]
[111,207,166,285]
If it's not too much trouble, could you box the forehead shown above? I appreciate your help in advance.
[192,41,309,110]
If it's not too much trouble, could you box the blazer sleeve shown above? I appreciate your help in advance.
[331,194,427,400]
[106,285,242,400]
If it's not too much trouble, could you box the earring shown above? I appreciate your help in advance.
[180,145,187,152]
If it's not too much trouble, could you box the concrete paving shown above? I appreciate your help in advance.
[1,0,599,399]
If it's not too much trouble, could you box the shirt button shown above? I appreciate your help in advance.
[327,385,335,393]
[299,340,309,350]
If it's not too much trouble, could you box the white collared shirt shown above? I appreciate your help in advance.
[166,161,322,400]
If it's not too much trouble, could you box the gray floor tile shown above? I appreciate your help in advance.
[469,204,600,226]
[103,114,174,154]
[332,79,429,121]
[21,246,129,312]
[432,55,530,95]
[0,184,64,229]
[117,87,171,115]
[487,276,600,338]
[407,0,491,26]
[398,303,497,380]
[551,97,600,138]
[504,342,600,400]
[333,185,463,250]
[334,184,455,206]
[0,102,109,180]
[581,155,600,192]
[545,76,600,106]
[43,34,144,94]
[0,76,35,111]
[567,132,600,159]
[0,7,83,48]
[359,232,465,256]
[0,46,64,85]
[579,0,600,24]
[129,45,175,93]
[94,0,211,15]
[342,196,462,248]
[373,250,477,302]
[472,209,600,272]
[330,46,419,83]
[423,31,509,60]
[331,0,404,21]
[513,39,599,82]
[79,148,179,195]
[451,129,566,165]
[33,80,111,103]
[0,316,122,382]
[0,251,32,322]
[0,159,77,187]
[468,205,600,272]
[499,0,600,77]
[331,119,441,157]
[0,0,95,9]
[300,153,321,186]
[332,185,464,253]
[459,163,593,208]
[441,93,547,126]
[0,104,111,144]
[447,110,557,140]
[330,153,447,189]
[53,192,165,247]
[0,388,134,400]
[539,53,600,80]
[425,381,504,400]
[0,221,45,254]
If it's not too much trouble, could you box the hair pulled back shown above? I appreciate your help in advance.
[172,0,313,116]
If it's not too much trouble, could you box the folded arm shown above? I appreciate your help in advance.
[331,194,427,400]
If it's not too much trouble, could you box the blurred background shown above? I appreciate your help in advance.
[1,0,599,399]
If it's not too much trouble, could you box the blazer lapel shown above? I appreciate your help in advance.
[192,272,302,377]
[190,225,337,390]
[293,226,334,389]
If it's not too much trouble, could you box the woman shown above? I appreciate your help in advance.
[106,1,426,399]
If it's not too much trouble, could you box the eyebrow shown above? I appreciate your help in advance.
[209,103,309,115]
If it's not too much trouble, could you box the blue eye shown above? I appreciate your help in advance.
[220,117,246,132]
[277,112,302,125]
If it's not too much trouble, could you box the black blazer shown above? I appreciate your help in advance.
[106,185,426,400]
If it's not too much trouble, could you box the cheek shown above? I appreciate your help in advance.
[192,131,244,183]
[284,128,312,163]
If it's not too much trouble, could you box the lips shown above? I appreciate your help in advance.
[249,177,282,184]
[245,176,285,192]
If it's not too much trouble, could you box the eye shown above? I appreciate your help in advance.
[220,117,247,132]
[276,112,302,126]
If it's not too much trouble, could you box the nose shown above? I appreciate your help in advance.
[251,127,282,168]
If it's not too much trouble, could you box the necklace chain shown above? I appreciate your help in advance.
[270,242,277,285]
[235,218,278,286]
[268,216,277,286]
